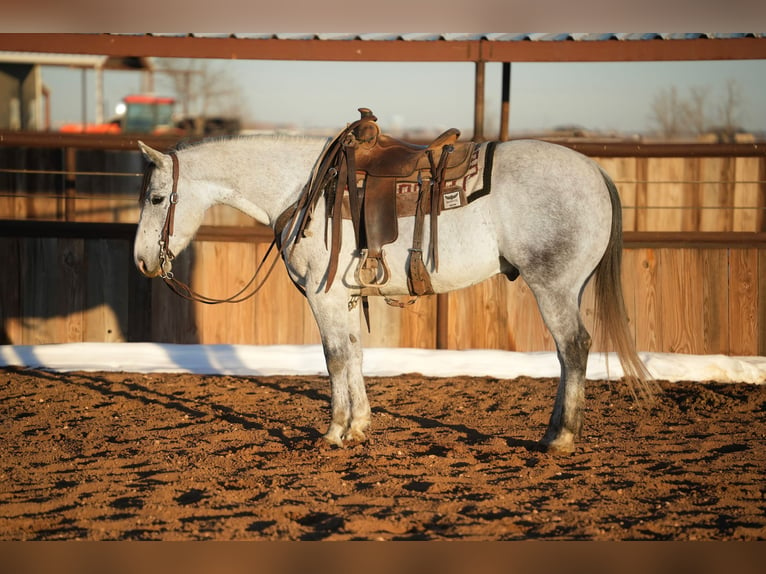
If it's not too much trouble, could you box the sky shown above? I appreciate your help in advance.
[40,57,766,137]
[1,343,764,384]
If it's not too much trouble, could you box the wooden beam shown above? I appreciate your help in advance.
[0,34,762,63]
[0,34,481,62]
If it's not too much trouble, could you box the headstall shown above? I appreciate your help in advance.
[141,152,280,304]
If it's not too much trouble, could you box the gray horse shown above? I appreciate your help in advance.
[134,133,650,454]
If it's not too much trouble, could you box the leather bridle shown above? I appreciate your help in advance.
[157,153,180,281]
[141,152,281,304]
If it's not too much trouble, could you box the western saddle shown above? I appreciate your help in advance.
[289,108,477,302]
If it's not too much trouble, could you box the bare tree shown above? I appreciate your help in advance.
[650,80,746,140]
[679,85,711,136]
[717,79,743,133]
[154,59,247,132]
[650,85,685,139]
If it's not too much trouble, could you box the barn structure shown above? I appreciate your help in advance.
[0,33,764,356]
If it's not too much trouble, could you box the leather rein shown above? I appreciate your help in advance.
[144,153,281,305]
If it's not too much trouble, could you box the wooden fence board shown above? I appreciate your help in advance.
[682,157,701,231]
[57,238,85,343]
[632,247,660,351]
[659,248,705,354]
[634,157,649,231]
[733,157,762,232]
[646,157,686,232]
[84,239,114,341]
[0,238,21,344]
[702,249,729,354]
[699,158,727,232]
[729,248,759,355]
[622,249,643,348]
[362,295,438,348]
[149,248,199,343]
[19,238,57,344]
[501,276,555,352]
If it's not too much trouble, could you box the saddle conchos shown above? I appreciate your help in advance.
[288,108,495,302]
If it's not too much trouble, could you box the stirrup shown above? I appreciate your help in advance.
[355,249,391,288]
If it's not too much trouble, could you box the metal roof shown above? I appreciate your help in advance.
[123,32,764,41]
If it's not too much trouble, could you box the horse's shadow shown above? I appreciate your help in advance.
[371,406,541,451]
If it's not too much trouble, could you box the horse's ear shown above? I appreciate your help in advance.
[138,141,169,167]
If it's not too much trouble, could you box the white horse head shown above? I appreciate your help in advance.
[134,141,211,278]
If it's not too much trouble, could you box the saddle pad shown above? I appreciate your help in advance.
[395,141,494,216]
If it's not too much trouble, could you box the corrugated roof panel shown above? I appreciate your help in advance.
[316,33,361,40]
[189,33,233,39]
[231,33,277,40]
[666,33,707,40]
[441,33,485,41]
[399,33,444,41]
[273,33,319,40]
[358,34,402,41]
[537,33,574,41]
[581,33,619,41]
[484,34,532,41]
[620,33,664,40]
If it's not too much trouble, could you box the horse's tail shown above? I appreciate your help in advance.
[593,167,654,400]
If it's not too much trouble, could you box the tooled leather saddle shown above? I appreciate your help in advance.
[289,108,483,299]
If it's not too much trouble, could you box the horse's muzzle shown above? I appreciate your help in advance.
[136,257,162,278]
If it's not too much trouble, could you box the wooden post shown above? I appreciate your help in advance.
[500,62,511,141]
[473,61,485,142]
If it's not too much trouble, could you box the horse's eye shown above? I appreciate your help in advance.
[150,196,164,206]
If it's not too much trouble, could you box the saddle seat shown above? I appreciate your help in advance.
[355,129,462,178]
[353,108,467,178]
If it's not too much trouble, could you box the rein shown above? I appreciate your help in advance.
[148,152,281,305]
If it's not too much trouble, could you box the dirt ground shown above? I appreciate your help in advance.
[1,367,764,541]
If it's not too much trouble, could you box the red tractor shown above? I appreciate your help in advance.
[60,94,179,134]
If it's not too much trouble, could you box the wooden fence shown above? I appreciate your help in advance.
[1,133,764,355]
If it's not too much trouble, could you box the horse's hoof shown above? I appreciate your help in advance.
[322,432,344,448]
[540,442,575,455]
[343,428,367,442]
[540,430,576,454]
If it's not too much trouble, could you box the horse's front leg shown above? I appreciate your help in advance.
[306,288,370,446]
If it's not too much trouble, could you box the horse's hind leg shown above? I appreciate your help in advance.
[529,284,592,454]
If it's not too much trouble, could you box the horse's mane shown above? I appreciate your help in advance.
[171,133,328,153]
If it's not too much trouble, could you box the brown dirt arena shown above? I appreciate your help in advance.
[1,368,764,541]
